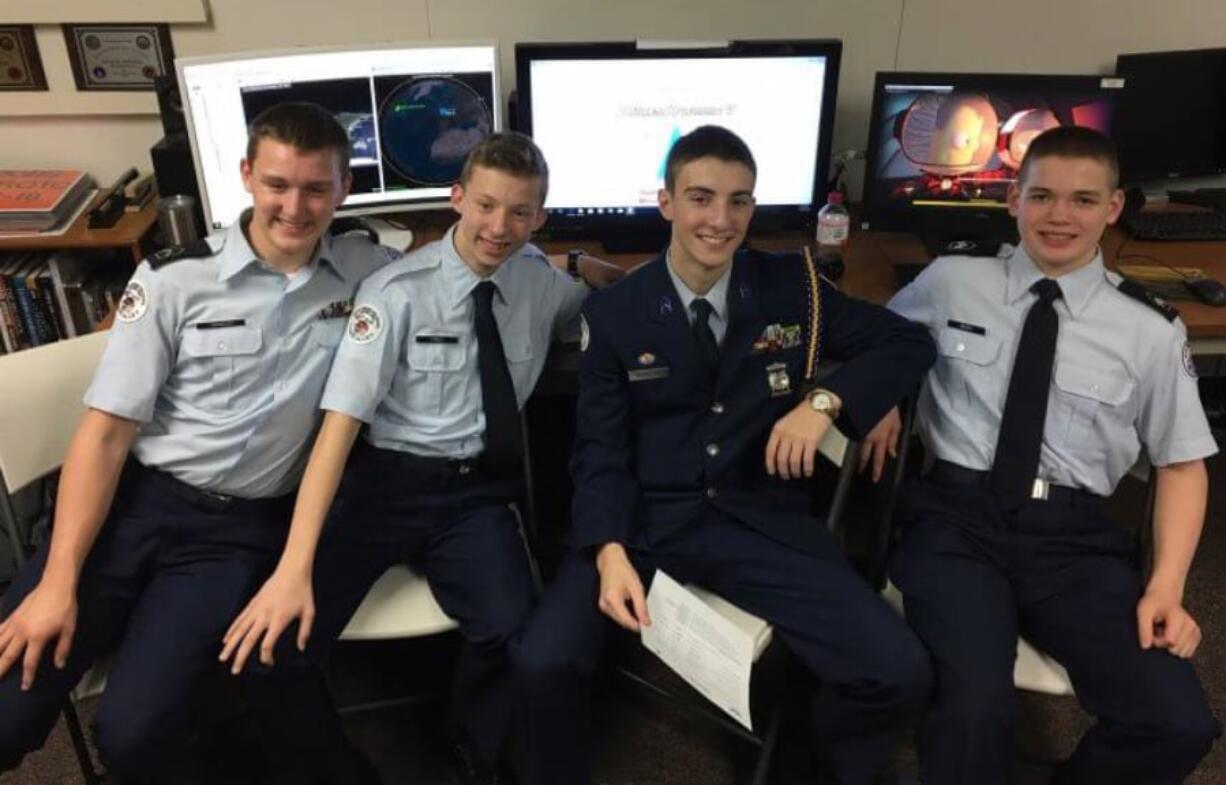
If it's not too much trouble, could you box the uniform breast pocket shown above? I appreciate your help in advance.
[1051,364,1135,452]
[407,333,467,415]
[310,319,346,349]
[934,327,1001,412]
[180,326,263,411]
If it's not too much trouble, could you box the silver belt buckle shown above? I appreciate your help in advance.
[1030,478,1050,500]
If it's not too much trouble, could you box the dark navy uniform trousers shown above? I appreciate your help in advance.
[0,462,291,784]
[890,465,1220,785]
[244,440,536,782]
[511,506,932,785]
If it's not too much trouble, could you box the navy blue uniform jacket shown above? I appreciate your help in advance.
[571,250,936,555]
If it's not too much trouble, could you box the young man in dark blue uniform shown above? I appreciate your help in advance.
[0,103,392,783]
[510,125,937,785]
[863,126,1220,783]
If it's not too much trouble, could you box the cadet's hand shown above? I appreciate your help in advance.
[220,568,315,674]
[858,407,902,483]
[595,543,651,632]
[1137,589,1201,659]
[0,581,78,691]
[765,404,833,480]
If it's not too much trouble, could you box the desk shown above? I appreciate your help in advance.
[394,215,1226,361]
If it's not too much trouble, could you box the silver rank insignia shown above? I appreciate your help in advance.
[766,362,791,397]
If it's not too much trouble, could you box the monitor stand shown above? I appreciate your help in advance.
[600,229,669,254]
[921,231,1014,260]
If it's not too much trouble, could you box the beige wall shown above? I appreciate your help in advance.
[2,0,1223,191]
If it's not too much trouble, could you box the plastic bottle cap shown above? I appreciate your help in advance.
[827,192,844,205]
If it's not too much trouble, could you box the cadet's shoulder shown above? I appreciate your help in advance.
[359,240,446,292]
[586,253,663,312]
[1101,269,1181,331]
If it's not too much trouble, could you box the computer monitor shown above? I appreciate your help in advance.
[1114,48,1226,184]
[177,42,500,231]
[861,71,1122,257]
[514,39,842,249]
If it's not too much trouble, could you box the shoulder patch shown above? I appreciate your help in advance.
[1114,279,1178,322]
[346,303,383,344]
[1183,343,1198,378]
[148,238,213,270]
[117,279,149,323]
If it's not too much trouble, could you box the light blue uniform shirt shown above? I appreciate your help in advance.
[321,225,589,459]
[666,251,732,345]
[889,245,1218,496]
[84,213,394,498]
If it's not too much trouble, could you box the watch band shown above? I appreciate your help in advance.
[567,249,583,279]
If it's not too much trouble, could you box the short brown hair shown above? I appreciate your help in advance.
[664,125,757,193]
[458,131,549,203]
[245,102,350,178]
[1017,126,1119,190]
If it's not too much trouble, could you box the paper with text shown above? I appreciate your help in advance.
[640,571,756,731]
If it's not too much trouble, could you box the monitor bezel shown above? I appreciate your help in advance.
[513,38,843,242]
[861,70,1124,236]
[176,40,501,231]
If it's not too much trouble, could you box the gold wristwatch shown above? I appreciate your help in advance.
[807,388,840,418]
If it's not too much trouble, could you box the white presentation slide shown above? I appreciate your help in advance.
[530,56,828,209]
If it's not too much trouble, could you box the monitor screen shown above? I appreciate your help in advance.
[1115,48,1226,183]
[515,40,841,243]
[862,72,1121,237]
[178,42,500,231]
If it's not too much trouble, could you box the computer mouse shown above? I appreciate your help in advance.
[1185,277,1226,307]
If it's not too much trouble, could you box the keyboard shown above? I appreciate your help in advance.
[1123,210,1226,241]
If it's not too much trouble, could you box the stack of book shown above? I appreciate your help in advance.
[0,250,128,353]
[0,170,94,234]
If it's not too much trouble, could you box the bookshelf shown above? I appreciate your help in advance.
[0,191,157,264]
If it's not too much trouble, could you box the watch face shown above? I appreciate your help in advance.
[811,392,833,412]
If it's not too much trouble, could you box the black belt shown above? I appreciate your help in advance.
[928,460,1104,509]
[356,440,487,481]
[132,461,294,516]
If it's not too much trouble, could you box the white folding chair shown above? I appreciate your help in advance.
[0,332,110,784]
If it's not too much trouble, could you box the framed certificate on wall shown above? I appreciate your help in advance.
[63,23,174,91]
[0,26,47,91]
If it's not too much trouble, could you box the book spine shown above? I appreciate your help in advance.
[23,266,57,344]
[47,257,78,339]
[8,271,42,346]
[35,271,66,341]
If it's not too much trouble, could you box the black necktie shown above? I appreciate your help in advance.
[691,298,720,373]
[990,278,1063,506]
[473,281,522,479]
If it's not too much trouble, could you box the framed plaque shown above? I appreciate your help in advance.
[0,26,47,91]
[63,23,175,91]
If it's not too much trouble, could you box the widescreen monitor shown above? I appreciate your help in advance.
[178,42,500,231]
[862,71,1122,256]
[1114,47,1226,183]
[515,39,842,247]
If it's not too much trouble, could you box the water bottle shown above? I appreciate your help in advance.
[815,191,850,279]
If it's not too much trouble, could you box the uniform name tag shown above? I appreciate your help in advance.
[946,319,986,335]
[415,334,460,344]
[628,367,670,382]
[195,319,246,330]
